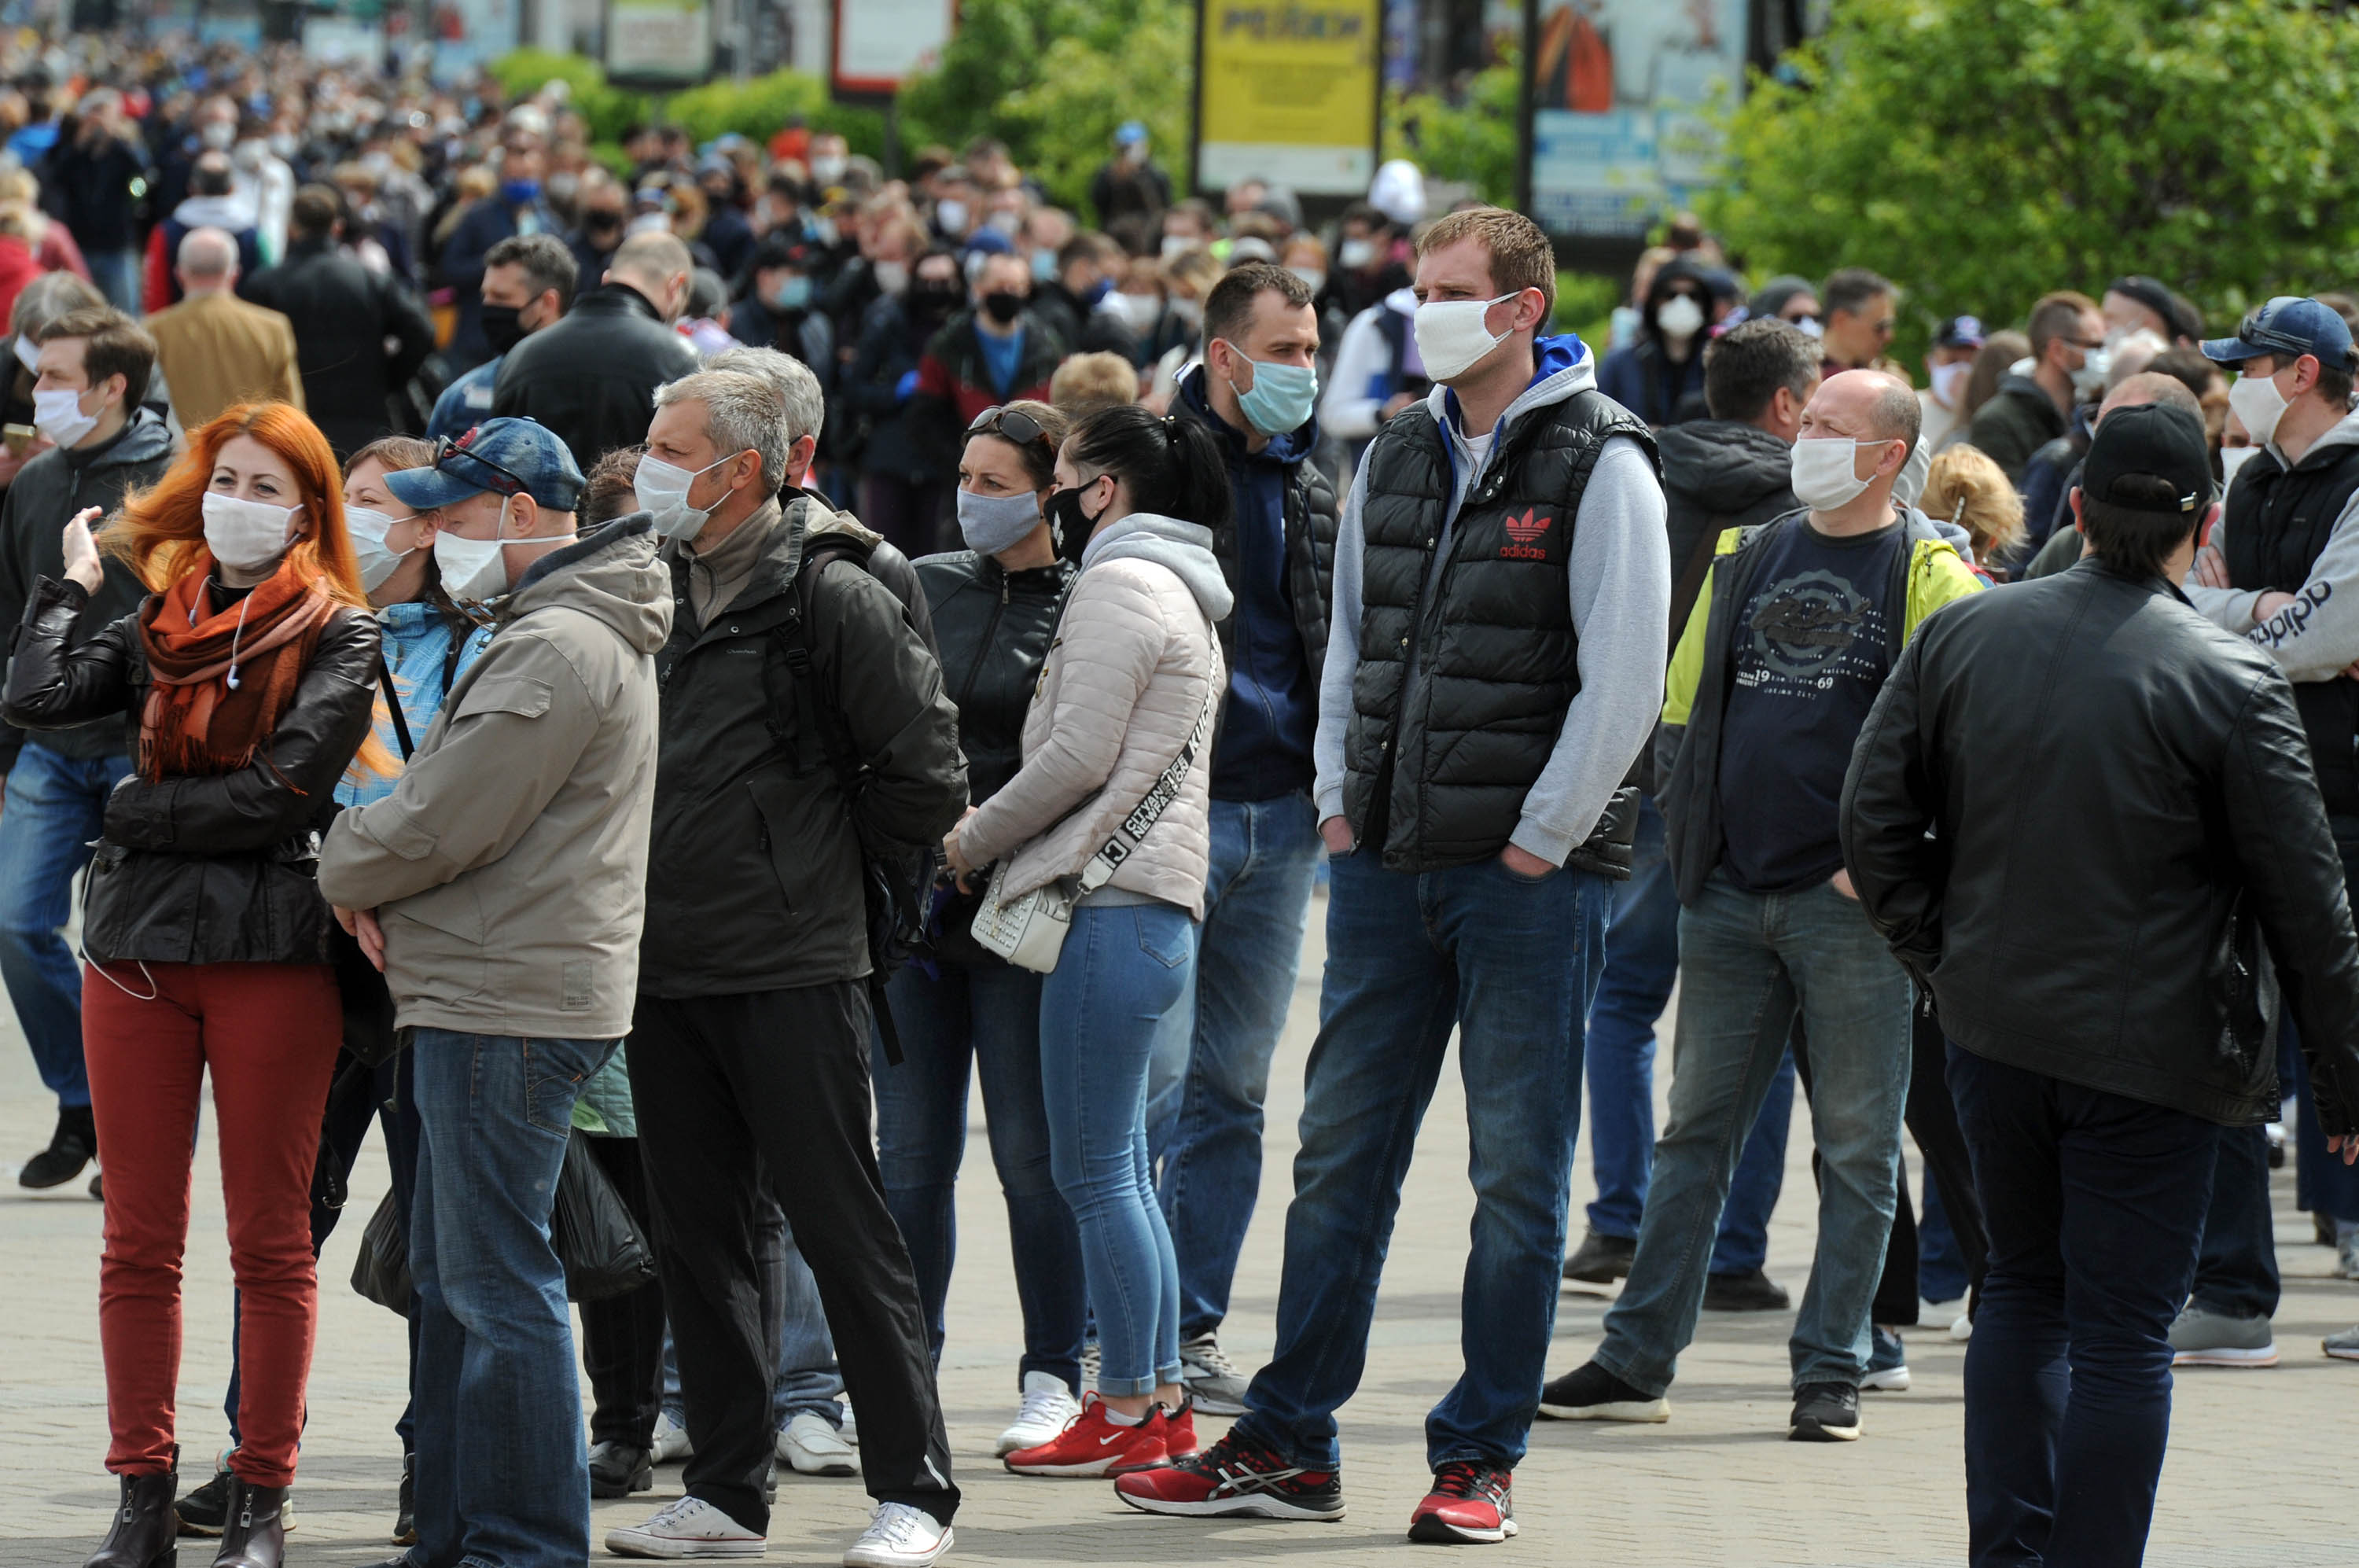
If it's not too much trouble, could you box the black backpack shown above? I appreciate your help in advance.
[775,526,942,1066]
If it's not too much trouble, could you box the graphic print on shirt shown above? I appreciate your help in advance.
[1735,567,1890,694]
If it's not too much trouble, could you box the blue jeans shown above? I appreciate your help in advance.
[1948,1045,2217,1568]
[86,248,142,315]
[2190,1121,2277,1320]
[1584,798,1797,1270]
[1236,851,1611,1470]
[874,958,1084,1391]
[1595,874,1912,1397]
[0,743,131,1109]
[1155,793,1323,1340]
[1040,901,1194,1397]
[406,1029,616,1568]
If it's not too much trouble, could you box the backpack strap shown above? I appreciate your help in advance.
[376,657,414,760]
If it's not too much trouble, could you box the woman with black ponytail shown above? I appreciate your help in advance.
[945,404,1234,1477]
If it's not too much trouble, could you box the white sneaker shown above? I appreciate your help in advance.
[993,1371,1082,1456]
[605,1496,765,1559]
[1949,1312,1974,1342]
[838,1397,858,1446]
[778,1410,857,1476]
[650,1412,694,1464]
[841,1502,951,1568]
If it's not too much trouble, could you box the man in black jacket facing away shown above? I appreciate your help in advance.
[605,370,966,1568]
[240,185,434,460]
[1842,403,2359,1568]
[495,230,700,477]
[0,307,171,1189]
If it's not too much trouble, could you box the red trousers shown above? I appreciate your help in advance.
[83,960,341,1487]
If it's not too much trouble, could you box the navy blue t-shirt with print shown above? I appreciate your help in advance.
[1716,514,1906,893]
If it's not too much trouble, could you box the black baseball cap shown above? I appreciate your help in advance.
[2201,295,2358,370]
[2081,402,2210,516]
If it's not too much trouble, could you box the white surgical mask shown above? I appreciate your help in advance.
[201,491,300,572]
[936,198,970,237]
[2228,370,2291,450]
[344,505,415,593]
[1159,234,1193,261]
[1290,267,1325,297]
[1338,237,1376,270]
[1412,293,1516,383]
[1655,293,1706,342]
[1790,436,1888,513]
[811,155,848,185]
[2070,347,2111,399]
[635,453,733,542]
[873,259,910,296]
[32,386,98,448]
[2220,445,2260,488]
[433,497,512,603]
[1114,293,1161,333]
[1929,360,1970,408]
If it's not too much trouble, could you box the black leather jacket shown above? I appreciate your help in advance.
[914,546,1073,965]
[1841,559,2359,1130]
[0,575,381,965]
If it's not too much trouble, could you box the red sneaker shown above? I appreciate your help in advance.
[1158,1396,1200,1464]
[1003,1393,1164,1478]
[1113,1429,1345,1521]
[1408,1460,1517,1544]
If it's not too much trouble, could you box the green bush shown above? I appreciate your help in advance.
[1384,51,1518,208]
[663,69,886,160]
[488,50,648,145]
[1555,270,1621,345]
[1704,0,2359,354]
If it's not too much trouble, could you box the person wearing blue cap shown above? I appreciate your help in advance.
[1089,120,1172,235]
[2188,295,2359,1362]
[1844,397,2359,1568]
[318,415,674,1568]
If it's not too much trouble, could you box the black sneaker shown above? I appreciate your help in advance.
[1789,1382,1861,1442]
[20,1105,95,1189]
[1561,1229,1636,1284]
[392,1454,416,1547]
[1408,1460,1516,1544]
[1535,1361,1668,1423]
[588,1439,653,1498]
[1702,1268,1791,1312]
[1113,1429,1345,1520]
[175,1458,235,1537]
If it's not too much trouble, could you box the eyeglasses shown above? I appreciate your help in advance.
[967,405,1051,449]
[432,432,526,498]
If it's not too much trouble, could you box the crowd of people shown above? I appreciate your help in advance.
[2,28,2357,1568]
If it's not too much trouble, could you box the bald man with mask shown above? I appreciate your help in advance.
[141,226,304,429]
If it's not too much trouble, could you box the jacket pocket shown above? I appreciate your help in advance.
[388,879,487,1003]
[743,767,804,913]
[455,675,554,721]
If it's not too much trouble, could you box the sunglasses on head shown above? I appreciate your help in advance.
[967,405,1050,449]
[432,433,527,498]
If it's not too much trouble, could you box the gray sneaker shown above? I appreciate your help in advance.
[1178,1331,1247,1415]
[2168,1302,2279,1367]
[2324,1323,2359,1361]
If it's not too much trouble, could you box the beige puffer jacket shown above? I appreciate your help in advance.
[958,512,1232,918]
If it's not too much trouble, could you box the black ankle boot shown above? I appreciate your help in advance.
[210,1478,285,1568]
[85,1468,178,1568]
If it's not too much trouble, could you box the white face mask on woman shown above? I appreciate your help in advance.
[201,491,300,573]
[344,506,416,593]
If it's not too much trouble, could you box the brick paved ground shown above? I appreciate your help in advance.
[5,896,2354,1566]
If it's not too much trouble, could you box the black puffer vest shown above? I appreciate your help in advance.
[2223,440,2359,823]
[1342,388,1656,871]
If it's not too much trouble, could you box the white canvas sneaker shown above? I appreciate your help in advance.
[649,1412,694,1464]
[841,1502,951,1568]
[993,1371,1082,1456]
[605,1496,766,1559]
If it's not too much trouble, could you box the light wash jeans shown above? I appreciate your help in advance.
[0,742,131,1108]
[1593,873,1912,1397]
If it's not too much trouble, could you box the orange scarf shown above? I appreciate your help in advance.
[138,555,337,782]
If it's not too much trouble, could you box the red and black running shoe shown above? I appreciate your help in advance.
[1112,1429,1345,1521]
[1407,1460,1516,1544]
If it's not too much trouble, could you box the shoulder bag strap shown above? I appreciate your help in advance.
[377,656,415,760]
[1072,677,1221,896]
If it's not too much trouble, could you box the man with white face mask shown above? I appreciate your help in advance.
[1917,314,1985,451]
[1118,207,1668,1544]
[318,414,670,1568]
[0,305,171,1192]
[1968,289,2107,484]
[1540,370,1981,1444]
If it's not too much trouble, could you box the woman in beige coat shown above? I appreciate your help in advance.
[946,403,1234,1478]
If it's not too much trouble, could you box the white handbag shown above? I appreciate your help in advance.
[970,688,1217,974]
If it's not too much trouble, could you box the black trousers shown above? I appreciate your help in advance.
[579,1135,668,1449]
[629,981,959,1532]
[1793,996,1990,1327]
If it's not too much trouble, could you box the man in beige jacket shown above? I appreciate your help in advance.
[316,417,671,1568]
[141,227,303,429]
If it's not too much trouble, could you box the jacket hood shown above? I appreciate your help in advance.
[508,515,672,654]
[1994,371,2063,421]
[1082,510,1235,624]
[2277,408,2359,470]
[1430,332,1596,439]
[1657,419,1792,513]
[1176,362,1319,462]
[77,406,173,472]
[171,193,256,230]
[576,282,664,322]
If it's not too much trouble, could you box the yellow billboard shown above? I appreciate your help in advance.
[1196,0,1382,196]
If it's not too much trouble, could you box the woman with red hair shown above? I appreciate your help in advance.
[2,402,388,1568]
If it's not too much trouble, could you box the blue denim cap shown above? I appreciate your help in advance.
[387,418,586,513]
[2201,296,2357,370]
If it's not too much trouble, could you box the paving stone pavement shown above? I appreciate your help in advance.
[4,893,2355,1566]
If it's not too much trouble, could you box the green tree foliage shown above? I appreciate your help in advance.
[1383,51,1518,208]
[1704,0,2359,340]
[488,49,647,143]
[665,70,885,156]
[896,0,1192,215]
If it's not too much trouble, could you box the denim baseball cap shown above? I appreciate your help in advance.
[2201,296,2357,370]
[387,418,586,513]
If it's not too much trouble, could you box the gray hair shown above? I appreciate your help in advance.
[705,346,824,447]
[177,226,238,281]
[653,369,790,491]
[9,269,103,339]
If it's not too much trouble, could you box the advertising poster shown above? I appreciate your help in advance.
[832,0,956,96]
[1527,0,1746,238]
[608,0,712,84]
[1197,0,1382,196]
